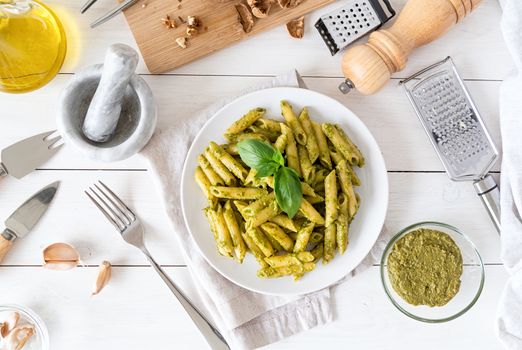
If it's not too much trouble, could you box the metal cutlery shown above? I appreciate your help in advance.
[0,181,60,263]
[85,181,230,350]
[400,57,500,232]
[81,0,139,28]
[1,131,63,180]
[315,0,395,56]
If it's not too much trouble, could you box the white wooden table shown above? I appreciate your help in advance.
[0,0,511,348]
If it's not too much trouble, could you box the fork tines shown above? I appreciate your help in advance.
[85,181,136,232]
[38,130,64,153]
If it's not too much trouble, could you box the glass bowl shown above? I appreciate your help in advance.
[380,221,485,323]
[0,305,49,350]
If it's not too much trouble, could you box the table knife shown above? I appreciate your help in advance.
[0,181,60,263]
[0,131,63,179]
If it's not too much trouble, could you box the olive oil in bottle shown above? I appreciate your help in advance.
[0,0,67,93]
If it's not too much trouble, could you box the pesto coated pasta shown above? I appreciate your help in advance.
[195,100,365,280]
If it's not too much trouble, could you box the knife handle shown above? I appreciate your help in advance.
[0,230,15,263]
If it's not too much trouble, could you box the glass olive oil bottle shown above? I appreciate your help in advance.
[0,0,66,93]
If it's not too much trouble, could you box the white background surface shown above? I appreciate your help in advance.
[0,0,510,348]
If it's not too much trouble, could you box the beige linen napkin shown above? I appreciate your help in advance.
[142,71,388,349]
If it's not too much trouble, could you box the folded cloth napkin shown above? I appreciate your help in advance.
[497,0,522,348]
[142,70,388,349]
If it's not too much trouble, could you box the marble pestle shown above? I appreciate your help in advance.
[82,44,139,143]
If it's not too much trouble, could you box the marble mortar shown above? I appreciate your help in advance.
[57,64,157,162]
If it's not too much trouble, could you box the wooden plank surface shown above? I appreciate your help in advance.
[123,0,335,73]
[0,0,510,349]
[0,265,508,349]
[47,0,511,78]
[0,76,501,172]
[0,172,500,266]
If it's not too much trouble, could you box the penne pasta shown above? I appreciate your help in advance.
[210,186,267,200]
[281,123,301,176]
[225,107,266,141]
[311,121,332,169]
[244,192,276,217]
[204,149,237,186]
[269,214,298,232]
[260,222,294,251]
[297,107,320,163]
[242,232,269,268]
[257,262,315,279]
[335,125,364,167]
[310,244,323,261]
[293,221,315,253]
[323,224,336,264]
[247,125,280,142]
[196,102,365,280]
[223,201,247,263]
[248,227,275,257]
[324,170,339,227]
[209,142,248,181]
[248,200,281,228]
[299,198,325,225]
[336,160,358,219]
[198,154,224,186]
[274,133,287,153]
[214,205,234,257]
[280,100,307,145]
[322,123,364,167]
[255,118,282,133]
[298,144,316,184]
[195,166,217,205]
[336,194,349,255]
[310,231,324,244]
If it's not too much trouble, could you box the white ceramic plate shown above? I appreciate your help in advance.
[181,87,388,296]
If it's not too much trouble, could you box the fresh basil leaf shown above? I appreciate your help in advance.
[237,139,276,167]
[274,167,302,218]
[272,150,285,167]
[255,162,281,178]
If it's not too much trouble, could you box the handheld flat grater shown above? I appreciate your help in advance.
[315,0,395,56]
[400,57,500,232]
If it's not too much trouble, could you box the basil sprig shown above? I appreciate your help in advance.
[237,139,302,218]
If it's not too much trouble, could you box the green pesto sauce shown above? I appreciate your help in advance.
[387,228,463,307]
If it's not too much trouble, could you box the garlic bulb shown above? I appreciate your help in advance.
[42,243,80,270]
[92,261,112,296]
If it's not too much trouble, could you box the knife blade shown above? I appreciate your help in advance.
[0,181,60,263]
[0,131,63,179]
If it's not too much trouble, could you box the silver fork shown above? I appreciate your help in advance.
[85,181,230,350]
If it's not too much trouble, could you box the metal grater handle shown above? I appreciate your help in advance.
[474,174,500,233]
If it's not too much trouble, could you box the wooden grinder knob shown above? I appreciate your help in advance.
[340,0,482,95]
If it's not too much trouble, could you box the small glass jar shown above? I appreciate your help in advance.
[0,304,49,350]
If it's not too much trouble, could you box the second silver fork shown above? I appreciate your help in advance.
[85,181,229,350]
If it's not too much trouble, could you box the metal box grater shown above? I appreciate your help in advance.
[400,57,500,232]
[315,0,395,56]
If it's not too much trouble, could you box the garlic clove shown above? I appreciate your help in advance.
[0,312,20,338]
[42,243,80,270]
[92,260,112,296]
[4,325,35,350]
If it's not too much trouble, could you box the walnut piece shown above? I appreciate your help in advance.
[277,0,303,8]
[161,15,177,28]
[286,16,304,39]
[247,0,272,18]
[186,15,200,36]
[235,3,254,33]
[176,37,187,48]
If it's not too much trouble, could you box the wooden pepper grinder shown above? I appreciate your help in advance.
[339,0,482,95]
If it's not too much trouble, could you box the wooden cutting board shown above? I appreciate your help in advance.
[122,0,334,73]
